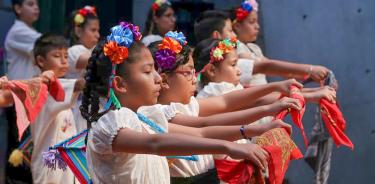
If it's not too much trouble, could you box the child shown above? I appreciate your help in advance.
[148,31,308,183]
[231,0,330,86]
[65,5,100,132]
[193,38,337,103]
[142,0,176,46]
[5,0,41,80]
[82,22,290,184]
[30,34,85,184]
[65,5,99,79]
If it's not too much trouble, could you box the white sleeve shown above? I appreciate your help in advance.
[52,79,79,113]
[161,97,200,120]
[68,45,90,72]
[89,108,142,154]
[6,27,41,56]
[138,104,169,132]
[237,58,254,86]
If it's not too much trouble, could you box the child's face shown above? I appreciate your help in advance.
[234,11,259,43]
[220,19,237,39]
[76,19,100,49]
[15,0,39,24]
[36,48,69,78]
[116,48,162,109]
[163,55,197,104]
[209,50,241,85]
[154,7,176,35]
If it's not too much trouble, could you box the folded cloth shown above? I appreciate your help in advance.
[215,128,303,184]
[7,78,65,139]
[319,99,353,149]
[275,85,308,146]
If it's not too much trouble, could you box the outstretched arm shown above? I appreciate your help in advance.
[112,128,269,170]
[253,57,329,82]
[171,97,300,127]
[197,79,303,116]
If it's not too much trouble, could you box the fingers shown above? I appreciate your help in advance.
[279,122,292,135]
[254,150,268,171]
[289,79,303,89]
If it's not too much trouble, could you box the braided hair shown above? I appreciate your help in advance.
[80,39,146,128]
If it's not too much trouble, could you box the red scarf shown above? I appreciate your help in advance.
[274,86,308,146]
[215,128,303,184]
[7,78,65,139]
[320,99,354,149]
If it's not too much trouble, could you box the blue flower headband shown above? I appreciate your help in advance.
[103,22,142,110]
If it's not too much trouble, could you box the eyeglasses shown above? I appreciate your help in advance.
[173,69,196,81]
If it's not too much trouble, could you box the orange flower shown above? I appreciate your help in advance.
[103,41,129,64]
[158,37,182,54]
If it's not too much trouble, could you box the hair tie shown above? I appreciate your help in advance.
[235,0,258,23]
[155,31,187,72]
[152,0,171,12]
[74,6,97,26]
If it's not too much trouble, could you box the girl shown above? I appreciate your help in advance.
[232,0,330,86]
[82,22,289,184]
[142,0,176,46]
[149,31,305,183]
[65,5,99,132]
[65,5,99,79]
[193,38,337,103]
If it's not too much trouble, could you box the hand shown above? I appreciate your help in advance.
[273,79,303,95]
[309,86,336,103]
[310,65,329,82]
[0,76,9,89]
[249,119,292,136]
[227,142,269,171]
[40,70,56,84]
[270,97,302,113]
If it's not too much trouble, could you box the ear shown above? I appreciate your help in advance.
[35,55,45,69]
[74,26,82,38]
[112,76,127,93]
[212,31,222,39]
[233,22,241,33]
[152,15,159,25]
[205,64,217,78]
[159,73,170,90]
[14,4,22,15]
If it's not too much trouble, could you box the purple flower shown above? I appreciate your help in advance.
[119,21,142,41]
[42,150,67,171]
[155,49,176,71]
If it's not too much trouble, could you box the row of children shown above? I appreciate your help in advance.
[2,0,350,183]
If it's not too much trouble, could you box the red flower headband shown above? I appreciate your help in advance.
[74,6,97,26]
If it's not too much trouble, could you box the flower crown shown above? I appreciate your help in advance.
[103,22,142,64]
[152,0,171,12]
[74,6,97,26]
[235,0,258,23]
[155,31,187,72]
[210,37,239,63]
[103,22,142,110]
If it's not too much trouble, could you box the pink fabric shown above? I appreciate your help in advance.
[7,79,65,140]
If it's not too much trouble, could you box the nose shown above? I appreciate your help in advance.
[154,71,162,85]
[236,66,241,76]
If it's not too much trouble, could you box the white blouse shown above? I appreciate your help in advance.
[237,42,268,86]
[66,44,91,79]
[87,107,170,184]
[158,97,215,177]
